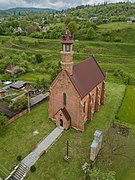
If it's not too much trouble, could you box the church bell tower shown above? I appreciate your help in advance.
[61,28,74,75]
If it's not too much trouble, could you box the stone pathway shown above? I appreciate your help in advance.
[6,127,63,180]
[22,127,63,168]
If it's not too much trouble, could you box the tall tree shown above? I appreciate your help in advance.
[87,27,96,39]
[68,21,78,37]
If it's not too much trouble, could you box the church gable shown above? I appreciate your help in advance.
[55,108,71,130]
[50,70,79,98]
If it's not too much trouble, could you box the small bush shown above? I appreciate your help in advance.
[113,69,133,85]
[30,165,36,172]
[105,36,111,42]
[17,155,22,161]
[114,37,122,42]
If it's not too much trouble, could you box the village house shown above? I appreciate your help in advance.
[13,27,23,33]
[49,29,105,132]
[10,81,26,90]
[0,89,6,99]
[5,65,24,77]
[5,65,15,74]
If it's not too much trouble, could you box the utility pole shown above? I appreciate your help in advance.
[67,140,69,158]
[27,90,30,113]
[23,85,30,113]
[64,140,71,161]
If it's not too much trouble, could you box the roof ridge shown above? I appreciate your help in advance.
[92,55,105,78]
[73,57,92,67]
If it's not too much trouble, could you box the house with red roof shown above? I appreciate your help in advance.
[5,65,25,77]
[49,29,105,132]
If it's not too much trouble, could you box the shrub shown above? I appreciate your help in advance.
[114,37,122,42]
[105,36,111,42]
[113,69,132,85]
[11,66,25,77]
[35,54,43,63]
[17,155,22,161]
[9,95,28,111]
[0,113,8,127]
[30,165,36,172]
[87,27,96,39]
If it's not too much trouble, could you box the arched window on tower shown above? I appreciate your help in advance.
[63,93,66,106]
[65,44,70,52]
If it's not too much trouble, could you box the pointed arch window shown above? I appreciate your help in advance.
[65,44,70,52]
[83,102,86,113]
[63,93,66,107]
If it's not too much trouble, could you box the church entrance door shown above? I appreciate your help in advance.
[60,119,63,127]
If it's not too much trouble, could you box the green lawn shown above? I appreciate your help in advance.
[0,101,55,179]
[16,72,51,82]
[95,124,135,180]
[118,85,135,124]
[1,82,134,180]
[25,82,125,180]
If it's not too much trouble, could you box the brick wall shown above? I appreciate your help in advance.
[5,109,28,126]
[49,70,105,132]
[49,70,83,131]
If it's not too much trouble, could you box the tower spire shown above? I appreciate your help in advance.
[61,28,74,75]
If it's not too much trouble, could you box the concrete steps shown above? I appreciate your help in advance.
[6,163,29,180]
[6,127,63,180]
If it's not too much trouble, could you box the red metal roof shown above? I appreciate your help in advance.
[69,57,105,98]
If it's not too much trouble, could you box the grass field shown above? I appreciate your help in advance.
[98,22,135,43]
[118,85,135,124]
[0,82,125,179]
[1,22,135,83]
[0,36,135,82]
[96,124,135,180]
[16,72,50,82]
[0,101,55,179]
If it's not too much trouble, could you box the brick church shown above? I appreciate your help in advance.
[49,29,105,132]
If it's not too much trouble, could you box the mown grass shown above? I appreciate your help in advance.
[118,85,135,124]
[0,101,55,179]
[16,72,50,82]
[25,82,125,180]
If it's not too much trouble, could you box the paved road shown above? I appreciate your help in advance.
[22,127,63,168]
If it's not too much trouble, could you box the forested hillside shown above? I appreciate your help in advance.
[0,2,135,41]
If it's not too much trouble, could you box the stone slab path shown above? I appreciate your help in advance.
[22,127,63,168]
[6,127,63,180]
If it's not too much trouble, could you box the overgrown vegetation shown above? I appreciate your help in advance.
[118,85,135,124]
[9,95,27,111]
[0,112,8,132]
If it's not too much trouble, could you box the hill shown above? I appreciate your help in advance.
[66,2,135,20]
[5,7,56,13]
[0,7,56,17]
